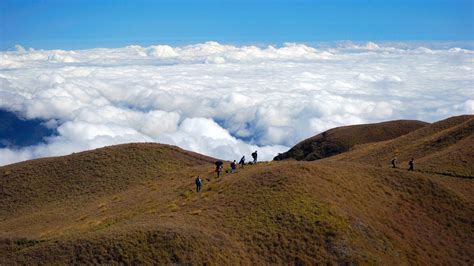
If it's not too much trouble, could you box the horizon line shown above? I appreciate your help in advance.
[3,39,474,52]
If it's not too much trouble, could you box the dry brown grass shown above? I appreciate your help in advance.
[1,117,473,264]
[330,115,474,178]
[275,119,428,161]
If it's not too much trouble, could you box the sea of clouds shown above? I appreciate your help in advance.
[0,41,473,165]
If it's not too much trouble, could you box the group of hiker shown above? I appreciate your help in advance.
[196,153,418,192]
[195,150,258,192]
[391,157,415,171]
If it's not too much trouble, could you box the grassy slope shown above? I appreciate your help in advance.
[274,120,428,161]
[0,143,215,219]
[330,115,474,178]
[1,118,473,264]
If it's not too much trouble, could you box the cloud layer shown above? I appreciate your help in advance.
[1,42,473,165]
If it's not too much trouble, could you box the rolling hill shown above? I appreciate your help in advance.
[329,115,474,178]
[274,120,428,161]
[1,116,473,264]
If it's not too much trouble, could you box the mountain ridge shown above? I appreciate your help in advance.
[1,116,473,264]
[274,119,428,161]
[328,115,474,178]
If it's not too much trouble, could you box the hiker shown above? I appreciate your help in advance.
[230,160,237,173]
[195,176,202,192]
[391,158,397,168]
[239,155,245,168]
[408,158,414,171]
[215,160,223,177]
[251,150,258,164]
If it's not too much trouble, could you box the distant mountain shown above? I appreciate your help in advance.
[274,120,428,161]
[1,117,473,264]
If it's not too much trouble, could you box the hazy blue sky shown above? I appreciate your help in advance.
[1,0,473,50]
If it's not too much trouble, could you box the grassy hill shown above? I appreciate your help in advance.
[0,143,215,219]
[330,115,474,178]
[1,117,473,264]
[274,120,428,161]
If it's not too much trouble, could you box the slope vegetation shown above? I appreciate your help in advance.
[0,143,215,218]
[330,115,474,178]
[274,120,427,161]
[1,117,473,264]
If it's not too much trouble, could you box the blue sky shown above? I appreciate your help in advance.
[1,0,473,50]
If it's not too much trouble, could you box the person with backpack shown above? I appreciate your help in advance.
[215,160,223,177]
[239,155,245,168]
[251,150,258,164]
[195,176,202,192]
[408,158,414,171]
[230,160,237,173]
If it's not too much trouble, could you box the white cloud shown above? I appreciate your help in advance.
[147,45,179,58]
[464,100,474,113]
[14,45,26,54]
[0,41,473,166]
